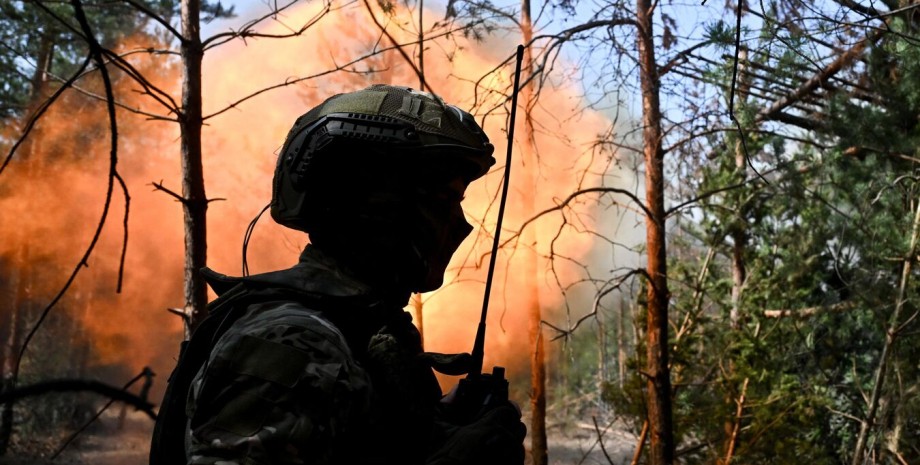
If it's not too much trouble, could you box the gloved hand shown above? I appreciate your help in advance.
[426,403,526,465]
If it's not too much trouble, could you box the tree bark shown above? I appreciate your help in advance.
[618,297,627,390]
[723,47,749,465]
[520,3,547,464]
[635,0,674,462]
[418,0,425,91]
[180,0,209,337]
[597,303,607,412]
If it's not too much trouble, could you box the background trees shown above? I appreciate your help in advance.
[1,0,920,464]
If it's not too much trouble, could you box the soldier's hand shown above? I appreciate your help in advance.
[427,403,526,465]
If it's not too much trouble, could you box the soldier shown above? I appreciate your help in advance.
[150,85,527,465]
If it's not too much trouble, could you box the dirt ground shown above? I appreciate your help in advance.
[0,410,638,465]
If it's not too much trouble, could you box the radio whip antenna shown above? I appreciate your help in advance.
[470,44,525,376]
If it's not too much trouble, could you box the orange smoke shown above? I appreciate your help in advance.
[1,2,613,396]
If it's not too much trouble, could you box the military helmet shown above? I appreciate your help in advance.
[271,84,495,232]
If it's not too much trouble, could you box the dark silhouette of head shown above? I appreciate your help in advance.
[271,85,495,292]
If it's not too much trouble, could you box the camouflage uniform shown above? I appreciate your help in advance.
[151,85,526,465]
[184,245,444,465]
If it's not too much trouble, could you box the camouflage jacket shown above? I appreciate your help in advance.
[183,246,444,465]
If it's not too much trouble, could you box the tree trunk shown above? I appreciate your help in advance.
[0,31,55,456]
[635,0,674,462]
[519,3,547,464]
[180,0,209,337]
[597,304,607,412]
[618,297,627,390]
[412,293,424,349]
[723,47,749,465]
[730,47,749,331]
[417,0,426,92]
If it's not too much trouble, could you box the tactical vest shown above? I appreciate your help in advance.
[149,282,328,465]
[148,276,460,464]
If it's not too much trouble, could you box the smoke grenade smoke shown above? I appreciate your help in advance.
[1,2,615,406]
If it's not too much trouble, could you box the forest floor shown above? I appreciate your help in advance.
[0,409,638,465]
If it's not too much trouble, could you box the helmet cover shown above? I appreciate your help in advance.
[271,84,495,232]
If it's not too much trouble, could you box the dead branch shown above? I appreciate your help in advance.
[115,172,130,292]
[665,179,757,218]
[122,0,184,41]
[17,0,127,376]
[851,195,920,465]
[31,1,181,114]
[202,22,481,120]
[673,246,716,347]
[361,0,434,95]
[0,379,155,420]
[151,181,189,205]
[763,301,856,318]
[50,367,155,458]
[546,270,653,341]
[630,420,649,465]
[167,307,192,325]
[658,40,713,76]
[500,186,652,251]
[201,0,326,49]
[722,377,749,465]
[592,416,616,465]
[755,32,880,124]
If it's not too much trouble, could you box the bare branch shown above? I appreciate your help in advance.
[592,416,616,465]
[658,40,713,76]
[115,172,130,292]
[167,307,192,325]
[0,379,156,420]
[630,420,649,465]
[51,367,155,458]
[202,0,315,49]
[665,179,756,218]
[0,55,92,177]
[501,187,653,251]
[763,301,856,318]
[151,181,189,205]
[203,23,480,120]
[122,0,184,41]
[755,32,880,124]
[17,0,126,373]
[361,0,434,95]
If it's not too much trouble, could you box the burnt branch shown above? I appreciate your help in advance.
[0,379,156,421]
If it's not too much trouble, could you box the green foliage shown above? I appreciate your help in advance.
[597,10,920,464]
[0,1,234,119]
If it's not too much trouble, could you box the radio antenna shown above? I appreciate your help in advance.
[470,44,525,376]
